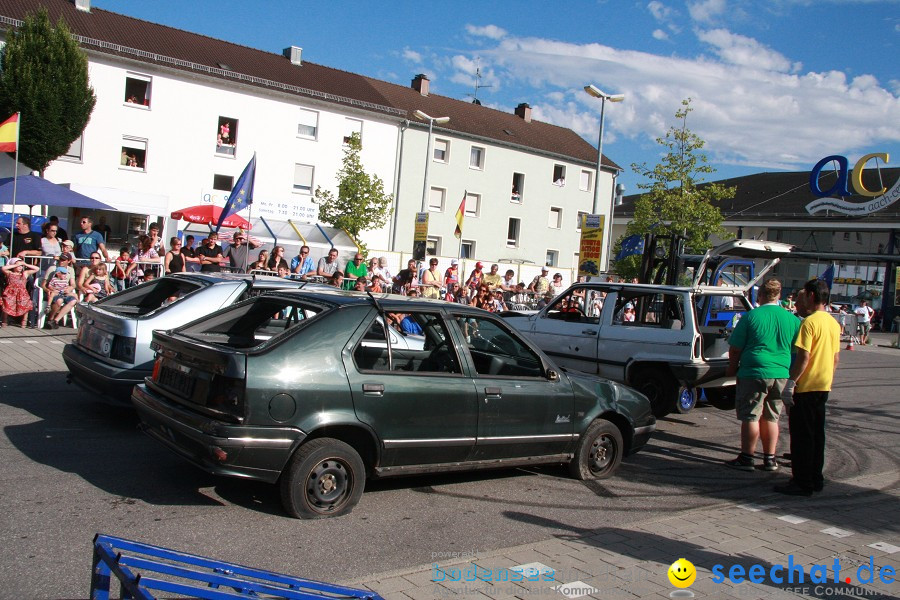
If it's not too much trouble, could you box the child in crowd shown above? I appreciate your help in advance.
[113,248,132,291]
[84,262,114,302]
[1,258,39,328]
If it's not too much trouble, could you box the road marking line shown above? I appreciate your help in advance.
[821,527,854,538]
[738,503,772,512]
[778,515,808,524]
[868,542,899,554]
[50,340,65,344]
[25,340,38,344]
[0,340,12,344]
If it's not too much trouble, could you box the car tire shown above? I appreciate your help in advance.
[569,419,624,480]
[280,438,366,519]
[674,385,697,414]
[632,368,676,418]
[704,387,736,411]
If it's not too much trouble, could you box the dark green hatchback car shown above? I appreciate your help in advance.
[132,289,655,519]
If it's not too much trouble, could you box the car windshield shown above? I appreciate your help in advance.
[178,296,327,348]
[96,277,205,316]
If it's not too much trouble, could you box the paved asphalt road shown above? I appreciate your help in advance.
[0,329,897,599]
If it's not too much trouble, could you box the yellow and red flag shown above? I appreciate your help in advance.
[454,190,466,239]
[0,113,19,152]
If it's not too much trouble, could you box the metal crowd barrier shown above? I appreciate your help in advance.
[90,533,384,600]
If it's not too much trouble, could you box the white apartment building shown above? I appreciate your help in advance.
[1,0,621,269]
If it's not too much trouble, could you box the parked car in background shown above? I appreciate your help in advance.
[63,273,318,402]
[504,240,793,418]
[131,289,656,519]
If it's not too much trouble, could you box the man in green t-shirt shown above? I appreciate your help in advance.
[344,252,368,290]
[724,279,801,472]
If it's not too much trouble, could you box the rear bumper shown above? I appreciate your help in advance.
[131,384,305,483]
[669,360,729,387]
[63,344,145,404]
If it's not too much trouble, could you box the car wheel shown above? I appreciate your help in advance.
[569,419,624,480]
[704,387,736,411]
[674,385,697,414]
[280,438,365,519]
[633,368,676,418]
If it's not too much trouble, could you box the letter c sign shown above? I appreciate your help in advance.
[810,153,890,198]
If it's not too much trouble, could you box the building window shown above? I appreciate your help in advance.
[428,187,446,212]
[460,240,475,259]
[548,207,562,229]
[216,116,238,156]
[580,170,592,192]
[552,164,566,186]
[120,137,147,171]
[507,218,520,248]
[469,146,485,170]
[465,192,481,217]
[576,211,588,231]
[297,109,318,139]
[433,139,449,162]
[546,250,559,267]
[511,172,524,203]
[213,174,234,191]
[427,236,441,256]
[124,73,151,107]
[293,163,314,194]
[62,134,83,162]
[343,118,362,145]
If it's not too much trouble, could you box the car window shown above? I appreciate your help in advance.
[353,312,461,374]
[96,277,204,315]
[454,314,543,378]
[612,291,685,330]
[178,297,323,347]
[544,286,604,323]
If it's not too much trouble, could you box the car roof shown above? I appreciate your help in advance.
[565,282,748,296]
[168,272,311,289]
[263,288,491,314]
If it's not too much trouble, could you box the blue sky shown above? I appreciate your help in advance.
[95,0,899,194]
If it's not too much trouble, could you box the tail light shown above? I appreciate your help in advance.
[110,335,136,363]
[208,374,245,417]
[151,357,162,381]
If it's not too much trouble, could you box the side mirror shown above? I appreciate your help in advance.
[547,369,560,382]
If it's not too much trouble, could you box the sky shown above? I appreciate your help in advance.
[93,0,900,195]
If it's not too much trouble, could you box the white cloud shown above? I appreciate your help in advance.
[448,55,501,91]
[402,48,423,64]
[687,0,728,24]
[696,28,798,72]
[652,29,669,40]
[465,24,507,40]
[647,1,673,22]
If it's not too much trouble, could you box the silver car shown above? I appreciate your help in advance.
[63,273,317,402]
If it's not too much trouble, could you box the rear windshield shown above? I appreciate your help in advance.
[177,296,328,349]
[96,277,205,316]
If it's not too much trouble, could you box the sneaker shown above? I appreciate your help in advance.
[762,458,779,472]
[725,455,755,471]
[50,320,59,330]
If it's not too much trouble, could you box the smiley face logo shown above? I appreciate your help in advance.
[667,558,696,588]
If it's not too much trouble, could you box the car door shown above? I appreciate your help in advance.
[526,285,604,374]
[346,311,477,468]
[451,312,575,461]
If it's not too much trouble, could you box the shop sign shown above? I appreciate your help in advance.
[807,153,900,215]
[577,214,604,277]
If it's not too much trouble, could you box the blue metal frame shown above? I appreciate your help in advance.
[259,216,278,247]
[91,534,384,600]
[315,223,334,249]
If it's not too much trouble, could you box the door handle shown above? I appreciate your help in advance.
[581,329,597,335]
[484,387,502,397]
[362,383,384,395]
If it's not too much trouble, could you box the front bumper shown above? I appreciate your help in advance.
[63,343,145,403]
[630,419,656,455]
[131,384,305,483]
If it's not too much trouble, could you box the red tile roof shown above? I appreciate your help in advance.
[0,0,617,169]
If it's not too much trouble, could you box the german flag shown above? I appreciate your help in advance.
[0,113,18,152]
[454,190,466,239]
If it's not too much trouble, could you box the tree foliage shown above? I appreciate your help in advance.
[614,98,733,279]
[0,9,96,174]
[314,133,393,252]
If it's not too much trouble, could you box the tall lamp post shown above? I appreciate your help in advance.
[413,110,450,212]
[584,84,624,272]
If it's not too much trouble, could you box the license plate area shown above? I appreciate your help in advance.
[158,364,197,398]
[79,327,115,357]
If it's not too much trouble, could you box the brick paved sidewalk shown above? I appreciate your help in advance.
[344,469,898,599]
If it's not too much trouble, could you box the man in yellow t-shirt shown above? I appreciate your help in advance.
[775,279,841,497]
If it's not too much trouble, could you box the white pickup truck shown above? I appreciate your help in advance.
[503,240,794,417]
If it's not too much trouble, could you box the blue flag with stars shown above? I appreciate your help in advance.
[616,235,645,260]
[818,264,834,290]
[216,152,256,233]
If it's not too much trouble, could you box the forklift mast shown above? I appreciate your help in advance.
[638,233,686,285]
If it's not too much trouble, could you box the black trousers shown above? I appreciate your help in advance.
[788,391,829,490]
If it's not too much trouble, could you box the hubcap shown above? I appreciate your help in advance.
[679,388,694,410]
[306,459,349,512]
[589,435,614,473]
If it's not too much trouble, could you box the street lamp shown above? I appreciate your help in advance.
[584,84,624,272]
[413,110,450,212]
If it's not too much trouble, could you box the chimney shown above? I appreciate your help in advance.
[73,0,90,11]
[411,74,430,96]
[514,103,532,123]
[282,46,303,66]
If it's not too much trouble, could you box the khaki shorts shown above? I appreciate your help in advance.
[735,378,786,422]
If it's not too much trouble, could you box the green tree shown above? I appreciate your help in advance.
[0,9,96,175]
[614,98,733,280]
[314,132,393,252]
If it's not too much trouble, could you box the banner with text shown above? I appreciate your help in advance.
[578,214,605,277]
[413,212,429,261]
